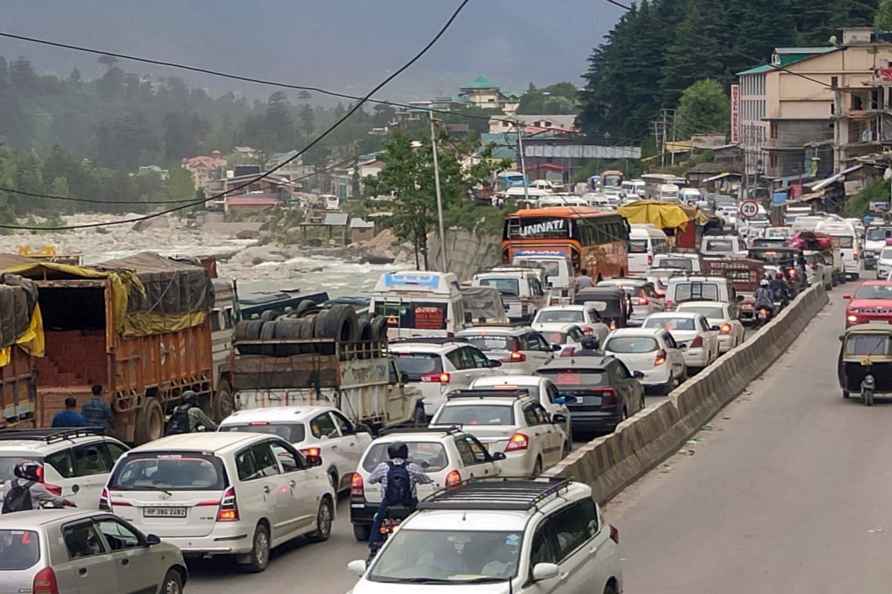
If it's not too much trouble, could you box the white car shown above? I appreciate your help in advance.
[676,301,745,354]
[456,327,558,374]
[804,250,834,289]
[471,375,572,440]
[102,432,335,573]
[218,406,373,494]
[603,328,687,394]
[430,390,569,477]
[653,252,703,274]
[537,323,587,355]
[348,478,623,594]
[349,428,502,541]
[877,247,892,279]
[390,341,504,418]
[532,306,610,345]
[0,427,129,510]
[641,312,720,371]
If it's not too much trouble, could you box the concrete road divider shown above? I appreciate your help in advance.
[545,283,829,503]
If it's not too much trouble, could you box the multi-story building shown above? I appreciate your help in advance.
[181,152,227,190]
[458,76,519,112]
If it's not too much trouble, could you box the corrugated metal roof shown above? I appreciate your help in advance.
[322,213,349,226]
[349,218,374,229]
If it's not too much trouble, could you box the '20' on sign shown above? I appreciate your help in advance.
[739,200,760,219]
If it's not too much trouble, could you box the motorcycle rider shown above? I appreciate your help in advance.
[165,391,218,435]
[769,271,790,307]
[367,442,432,553]
[754,279,774,317]
[1,462,74,513]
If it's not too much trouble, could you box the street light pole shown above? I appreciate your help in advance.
[430,111,448,272]
[516,122,530,203]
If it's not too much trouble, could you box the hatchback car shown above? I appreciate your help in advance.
[470,375,572,440]
[0,509,186,594]
[531,306,610,345]
[218,406,373,494]
[389,341,504,418]
[102,432,334,573]
[642,312,720,371]
[456,326,558,374]
[603,328,687,394]
[430,390,569,477]
[350,428,502,541]
[676,301,745,353]
[348,478,623,594]
[0,428,129,510]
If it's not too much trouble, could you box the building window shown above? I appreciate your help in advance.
[831,76,838,88]
[769,153,778,169]
[770,122,777,139]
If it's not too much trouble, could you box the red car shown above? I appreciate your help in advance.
[845,281,892,327]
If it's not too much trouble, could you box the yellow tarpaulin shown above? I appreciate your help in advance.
[0,305,45,368]
[618,200,707,230]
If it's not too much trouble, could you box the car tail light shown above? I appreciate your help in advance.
[720,323,732,335]
[581,325,593,336]
[44,483,62,497]
[609,525,620,544]
[421,372,451,384]
[654,350,667,366]
[216,486,239,522]
[99,487,111,511]
[597,388,619,406]
[33,567,59,594]
[635,296,649,306]
[445,470,462,488]
[608,320,616,331]
[647,254,653,266]
[350,473,365,500]
[505,432,530,452]
[301,447,321,459]
[509,351,527,362]
[665,299,674,310]
[690,335,704,348]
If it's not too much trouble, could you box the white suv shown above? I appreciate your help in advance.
[350,428,503,541]
[430,390,570,477]
[102,432,335,573]
[348,478,623,594]
[390,341,504,418]
[0,428,129,509]
[218,406,373,494]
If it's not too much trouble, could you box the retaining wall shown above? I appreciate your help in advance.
[543,283,830,503]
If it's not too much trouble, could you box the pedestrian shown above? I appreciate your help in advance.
[1,462,74,513]
[81,385,113,432]
[51,398,87,428]
[575,269,593,290]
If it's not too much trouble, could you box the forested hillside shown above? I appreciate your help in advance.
[578,0,878,144]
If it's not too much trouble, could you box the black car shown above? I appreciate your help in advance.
[537,355,645,436]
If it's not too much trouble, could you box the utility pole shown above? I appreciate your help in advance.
[430,111,448,273]
[516,121,530,203]
[661,109,668,169]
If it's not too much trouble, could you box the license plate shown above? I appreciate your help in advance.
[143,507,187,518]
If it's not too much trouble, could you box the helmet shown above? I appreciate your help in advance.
[181,390,197,404]
[580,336,599,351]
[387,442,408,460]
[14,461,42,483]
[776,272,784,280]
[760,279,770,287]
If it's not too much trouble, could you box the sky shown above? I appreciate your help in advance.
[0,0,623,101]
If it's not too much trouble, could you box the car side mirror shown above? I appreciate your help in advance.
[491,452,507,461]
[552,344,562,352]
[736,295,744,302]
[145,534,161,547]
[710,325,721,332]
[306,455,323,468]
[532,563,560,581]
[838,335,845,342]
[552,413,568,425]
[633,370,645,379]
[488,359,503,368]
[843,294,853,300]
[347,560,368,577]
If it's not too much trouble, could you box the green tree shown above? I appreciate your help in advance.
[166,167,195,201]
[675,79,729,137]
[299,103,315,138]
[876,0,892,29]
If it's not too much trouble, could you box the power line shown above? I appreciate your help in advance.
[0,0,472,230]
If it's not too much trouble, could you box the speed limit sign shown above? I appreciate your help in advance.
[739,200,760,219]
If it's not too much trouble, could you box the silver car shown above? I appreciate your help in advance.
[0,509,187,594]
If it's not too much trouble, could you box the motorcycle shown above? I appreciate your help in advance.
[367,505,414,562]
[755,305,773,327]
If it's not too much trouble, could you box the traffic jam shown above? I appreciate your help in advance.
[0,189,868,594]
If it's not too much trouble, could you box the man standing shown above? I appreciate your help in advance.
[81,385,113,432]
[51,398,87,428]
[575,269,593,290]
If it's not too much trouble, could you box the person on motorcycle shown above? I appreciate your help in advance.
[1,462,74,513]
[575,336,601,356]
[165,391,217,435]
[755,279,774,312]
[769,272,790,307]
[367,442,432,551]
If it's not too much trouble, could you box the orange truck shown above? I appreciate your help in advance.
[0,275,40,429]
[0,252,223,444]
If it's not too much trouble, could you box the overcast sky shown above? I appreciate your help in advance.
[0,0,623,101]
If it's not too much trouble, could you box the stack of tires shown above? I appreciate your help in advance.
[235,301,389,356]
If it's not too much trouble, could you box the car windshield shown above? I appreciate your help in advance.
[833,235,854,249]
[362,442,448,473]
[461,335,516,352]
[644,317,697,331]
[517,260,560,279]
[706,240,734,252]
[677,305,724,319]
[536,310,584,324]
[435,405,515,426]
[0,530,40,570]
[845,335,892,356]
[542,331,571,344]
[605,336,659,353]
[219,423,306,443]
[673,282,719,302]
[370,529,523,583]
[867,228,892,241]
[109,453,227,491]
[854,285,892,300]
[0,456,39,483]
[629,240,649,254]
[393,353,443,381]
[881,248,892,260]
[539,369,607,386]
[478,278,520,296]
[656,257,693,271]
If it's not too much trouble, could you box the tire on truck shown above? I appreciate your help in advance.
[273,319,302,356]
[259,320,278,356]
[235,320,264,355]
[295,299,316,318]
[135,398,165,444]
[369,315,389,343]
[314,305,359,343]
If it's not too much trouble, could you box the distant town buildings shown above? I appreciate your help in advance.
[458,76,520,113]
[181,152,226,190]
[488,114,578,135]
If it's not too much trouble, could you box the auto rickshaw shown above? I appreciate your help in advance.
[837,323,892,406]
[573,286,630,330]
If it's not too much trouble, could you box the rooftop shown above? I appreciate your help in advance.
[462,75,499,90]
[737,47,837,76]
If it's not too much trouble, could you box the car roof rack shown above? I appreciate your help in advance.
[445,389,531,400]
[378,426,463,437]
[389,337,469,346]
[418,477,573,511]
[0,427,106,444]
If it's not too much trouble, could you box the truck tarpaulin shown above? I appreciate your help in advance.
[618,200,708,231]
[0,274,44,368]
[461,287,510,324]
[0,252,213,338]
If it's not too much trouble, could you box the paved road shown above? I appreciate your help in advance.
[606,287,892,593]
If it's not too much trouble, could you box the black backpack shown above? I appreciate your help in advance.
[2,480,33,514]
[383,462,414,506]
[165,405,191,435]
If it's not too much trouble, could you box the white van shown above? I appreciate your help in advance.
[369,271,466,339]
[511,253,573,296]
[628,224,670,277]
[679,188,702,205]
[700,235,747,258]
[622,180,646,198]
[658,184,680,201]
[815,220,860,279]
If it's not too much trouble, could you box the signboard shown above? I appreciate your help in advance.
[524,145,642,160]
[518,219,566,237]
[739,199,760,219]
[870,201,891,213]
[771,191,788,207]
[382,272,440,290]
[730,84,740,144]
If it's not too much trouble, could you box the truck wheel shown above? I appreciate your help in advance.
[370,316,389,343]
[260,320,277,356]
[295,299,316,318]
[316,305,358,343]
[214,380,236,421]
[135,399,164,444]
